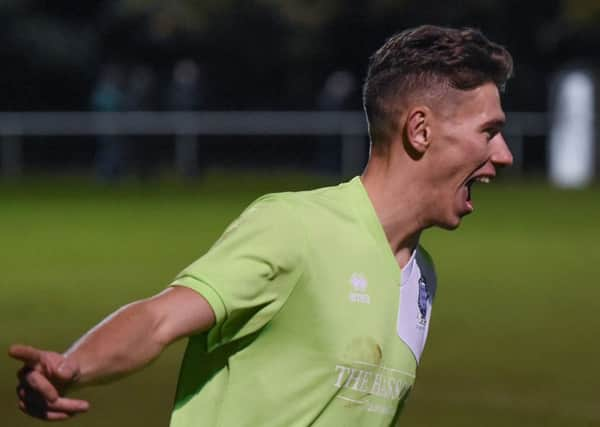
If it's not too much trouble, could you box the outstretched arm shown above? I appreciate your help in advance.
[9,285,215,421]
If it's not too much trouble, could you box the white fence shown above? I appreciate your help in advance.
[0,111,548,178]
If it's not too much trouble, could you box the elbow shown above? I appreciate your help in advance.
[135,286,216,349]
[128,299,174,351]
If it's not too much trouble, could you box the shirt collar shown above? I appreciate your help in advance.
[345,176,403,279]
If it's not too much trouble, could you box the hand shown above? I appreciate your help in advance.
[9,344,90,421]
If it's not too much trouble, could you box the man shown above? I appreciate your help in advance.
[10,25,513,426]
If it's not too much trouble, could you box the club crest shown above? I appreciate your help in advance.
[417,276,429,323]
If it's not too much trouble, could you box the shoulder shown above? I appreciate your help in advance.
[275,180,357,222]
[226,179,358,245]
[197,192,307,270]
[217,193,302,245]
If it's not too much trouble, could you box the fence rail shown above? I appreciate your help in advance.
[0,111,547,178]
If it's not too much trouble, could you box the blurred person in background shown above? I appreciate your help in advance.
[91,64,127,183]
[10,25,513,426]
[167,59,205,177]
[315,69,357,176]
[125,64,159,180]
[167,59,205,112]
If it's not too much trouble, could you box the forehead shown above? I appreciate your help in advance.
[440,82,505,125]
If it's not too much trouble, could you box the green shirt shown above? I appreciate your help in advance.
[169,177,437,427]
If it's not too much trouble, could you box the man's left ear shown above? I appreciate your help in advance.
[406,107,432,155]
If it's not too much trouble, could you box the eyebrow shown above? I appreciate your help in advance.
[481,118,506,130]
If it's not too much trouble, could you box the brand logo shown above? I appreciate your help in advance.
[349,273,370,304]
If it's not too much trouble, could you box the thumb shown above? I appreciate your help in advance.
[56,360,79,382]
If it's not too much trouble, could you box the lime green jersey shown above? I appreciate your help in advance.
[169,177,437,427]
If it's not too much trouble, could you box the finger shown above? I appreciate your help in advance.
[24,370,59,402]
[39,351,65,373]
[37,353,77,384]
[17,366,35,382]
[8,344,41,366]
[46,397,90,414]
[20,385,48,419]
[19,403,72,422]
[45,411,72,421]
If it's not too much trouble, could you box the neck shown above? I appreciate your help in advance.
[360,155,427,267]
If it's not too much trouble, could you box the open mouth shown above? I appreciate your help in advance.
[466,175,492,202]
[464,175,493,211]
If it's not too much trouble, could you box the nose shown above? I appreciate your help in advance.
[490,133,513,167]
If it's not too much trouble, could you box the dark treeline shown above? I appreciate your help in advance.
[1,0,599,112]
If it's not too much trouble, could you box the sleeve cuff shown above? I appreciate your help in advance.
[169,274,227,327]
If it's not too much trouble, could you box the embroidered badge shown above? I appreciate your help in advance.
[417,276,429,325]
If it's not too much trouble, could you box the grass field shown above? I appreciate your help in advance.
[2,171,599,427]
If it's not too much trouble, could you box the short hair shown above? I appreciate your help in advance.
[363,25,513,148]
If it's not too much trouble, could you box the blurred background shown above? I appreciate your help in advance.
[2,1,600,426]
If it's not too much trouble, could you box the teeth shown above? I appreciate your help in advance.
[476,176,491,184]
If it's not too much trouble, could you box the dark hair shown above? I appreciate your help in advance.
[363,25,513,147]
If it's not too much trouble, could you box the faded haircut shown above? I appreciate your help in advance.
[363,25,513,150]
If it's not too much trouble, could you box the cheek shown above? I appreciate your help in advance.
[428,148,468,183]
[428,129,484,184]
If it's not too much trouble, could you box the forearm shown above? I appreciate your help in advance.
[9,286,213,421]
[63,299,168,387]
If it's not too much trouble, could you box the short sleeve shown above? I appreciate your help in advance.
[170,195,305,351]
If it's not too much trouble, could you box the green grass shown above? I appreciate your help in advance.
[2,172,599,426]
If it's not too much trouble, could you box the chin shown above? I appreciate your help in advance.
[438,221,461,231]
[433,214,463,230]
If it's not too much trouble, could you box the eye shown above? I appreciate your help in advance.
[483,128,499,141]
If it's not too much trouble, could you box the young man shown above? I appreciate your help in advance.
[10,25,513,426]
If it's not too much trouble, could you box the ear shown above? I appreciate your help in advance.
[405,107,431,154]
